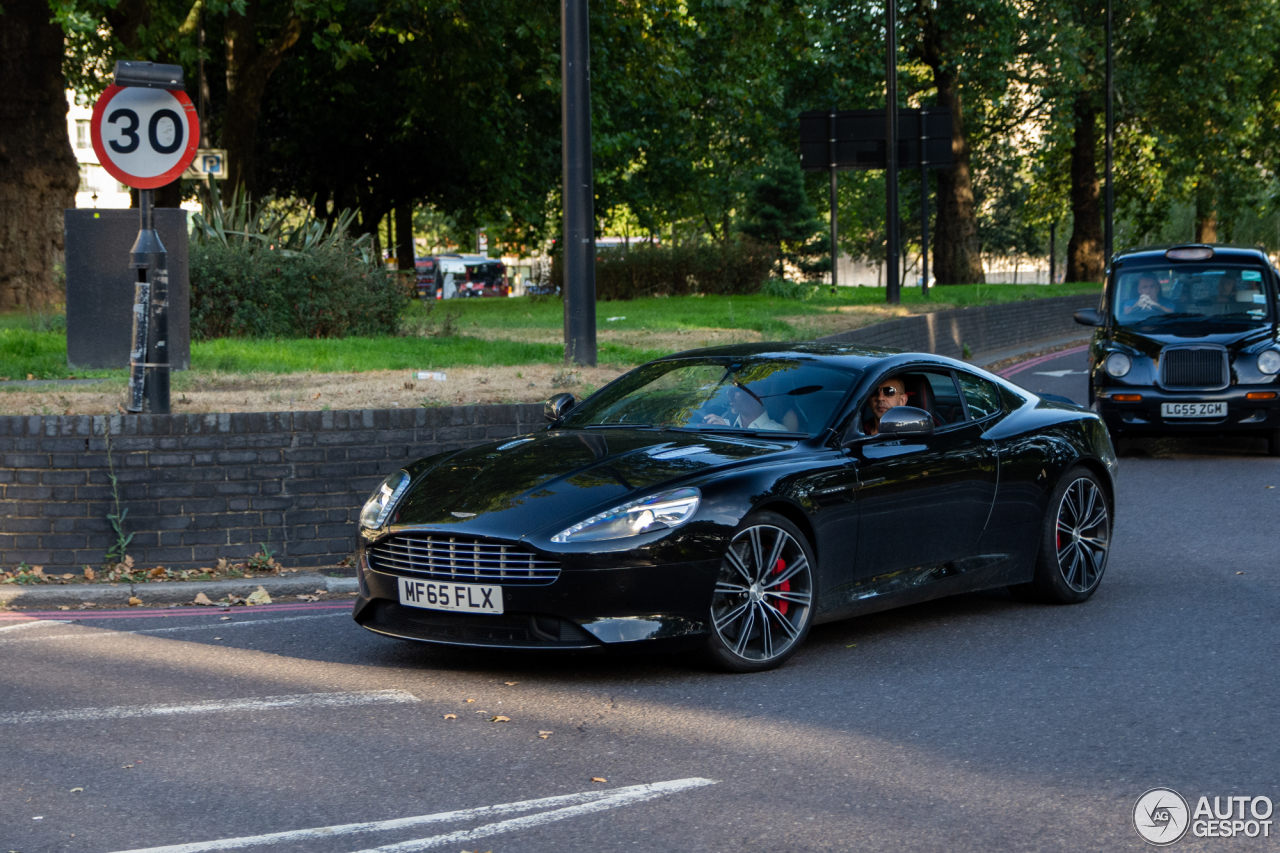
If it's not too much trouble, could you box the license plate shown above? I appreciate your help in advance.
[397,578,504,614]
[1161,402,1226,419]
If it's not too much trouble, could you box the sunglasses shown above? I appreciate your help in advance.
[876,385,904,398]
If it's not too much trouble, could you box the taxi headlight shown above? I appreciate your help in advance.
[359,470,412,529]
[1104,352,1132,378]
[1257,350,1280,375]
[551,488,700,543]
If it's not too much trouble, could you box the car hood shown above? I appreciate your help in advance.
[1113,322,1277,359]
[390,428,794,538]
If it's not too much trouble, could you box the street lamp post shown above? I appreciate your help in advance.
[561,0,597,367]
[1104,0,1114,263]
[885,0,901,304]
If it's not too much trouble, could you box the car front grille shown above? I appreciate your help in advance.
[1160,347,1228,388]
[362,601,597,647]
[367,533,561,586]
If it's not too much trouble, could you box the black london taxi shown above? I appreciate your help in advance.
[1075,244,1280,455]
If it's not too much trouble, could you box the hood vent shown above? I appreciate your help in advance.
[648,444,710,460]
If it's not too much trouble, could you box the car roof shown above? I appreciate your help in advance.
[1112,244,1272,266]
[652,341,980,374]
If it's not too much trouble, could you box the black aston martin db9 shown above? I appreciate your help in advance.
[352,343,1117,671]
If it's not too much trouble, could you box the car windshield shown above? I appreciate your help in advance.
[560,358,860,436]
[1111,264,1274,326]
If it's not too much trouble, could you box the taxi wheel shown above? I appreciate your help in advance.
[704,512,815,673]
[1011,467,1110,604]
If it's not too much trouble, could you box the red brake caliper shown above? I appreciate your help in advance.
[773,558,790,615]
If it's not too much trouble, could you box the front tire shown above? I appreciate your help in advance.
[705,512,815,672]
[1012,467,1111,604]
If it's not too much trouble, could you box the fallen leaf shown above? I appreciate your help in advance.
[491,715,510,723]
[296,594,321,602]
[465,698,476,703]
[148,566,167,578]
[58,605,71,611]
[193,593,215,606]
[78,602,97,609]
[538,731,553,735]
[443,714,457,720]
[590,777,607,784]
[1237,571,1245,575]
[220,616,231,621]
[846,643,857,648]
[83,566,95,581]
[348,591,358,596]
[121,764,133,769]
[32,565,45,578]
[127,596,142,607]
[538,734,550,739]
[70,787,83,793]
[314,588,327,595]
[122,555,135,570]
[61,573,74,579]
[504,681,518,686]
[1266,485,1275,489]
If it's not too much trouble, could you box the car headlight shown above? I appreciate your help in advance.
[359,470,412,529]
[551,488,701,543]
[1257,350,1280,375]
[1104,352,1132,378]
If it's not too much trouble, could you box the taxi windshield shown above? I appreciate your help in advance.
[561,358,859,436]
[1111,264,1274,326]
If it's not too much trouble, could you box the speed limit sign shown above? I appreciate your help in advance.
[89,84,200,189]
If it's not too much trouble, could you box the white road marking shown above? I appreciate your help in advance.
[0,689,418,725]
[1034,369,1087,377]
[0,619,70,632]
[106,778,715,853]
[0,612,345,645]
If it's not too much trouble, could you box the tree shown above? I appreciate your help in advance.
[738,157,824,276]
[0,0,79,309]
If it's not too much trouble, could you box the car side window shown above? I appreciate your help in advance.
[923,371,966,426]
[957,372,1003,420]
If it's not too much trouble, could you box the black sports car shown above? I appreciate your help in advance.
[1075,244,1280,455]
[352,344,1118,671]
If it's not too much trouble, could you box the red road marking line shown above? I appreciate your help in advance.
[999,344,1089,378]
[0,602,350,621]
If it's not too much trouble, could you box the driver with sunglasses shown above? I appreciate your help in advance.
[863,376,908,436]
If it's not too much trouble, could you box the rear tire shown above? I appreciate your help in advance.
[1011,467,1111,604]
[704,512,815,673]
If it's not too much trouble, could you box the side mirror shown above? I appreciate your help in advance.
[544,392,576,422]
[1074,308,1103,327]
[878,406,934,437]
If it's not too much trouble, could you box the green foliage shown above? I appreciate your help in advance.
[738,157,827,276]
[760,279,818,301]
[550,242,776,300]
[189,184,405,339]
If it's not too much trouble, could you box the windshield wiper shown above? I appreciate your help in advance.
[667,425,806,439]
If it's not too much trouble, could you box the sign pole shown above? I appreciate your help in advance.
[829,109,839,294]
[919,108,930,299]
[561,0,597,367]
[1104,0,1114,262]
[884,1,901,305]
[126,189,169,413]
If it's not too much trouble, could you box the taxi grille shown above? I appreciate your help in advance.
[367,533,560,586]
[1160,348,1228,388]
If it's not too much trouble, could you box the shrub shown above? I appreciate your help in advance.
[189,183,405,339]
[190,243,405,340]
[759,278,817,301]
[550,240,774,300]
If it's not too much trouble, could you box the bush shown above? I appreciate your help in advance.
[550,240,775,300]
[190,243,405,340]
[188,183,405,339]
[759,278,817,301]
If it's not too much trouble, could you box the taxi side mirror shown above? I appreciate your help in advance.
[1074,308,1103,326]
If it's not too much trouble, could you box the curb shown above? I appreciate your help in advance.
[0,573,358,608]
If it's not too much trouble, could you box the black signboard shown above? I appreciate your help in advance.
[799,108,953,171]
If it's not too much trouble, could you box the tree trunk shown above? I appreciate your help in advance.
[224,0,303,195]
[1066,96,1104,283]
[1194,182,1218,242]
[922,55,984,284]
[0,3,79,310]
[395,205,416,270]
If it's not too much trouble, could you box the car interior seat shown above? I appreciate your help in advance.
[901,374,938,423]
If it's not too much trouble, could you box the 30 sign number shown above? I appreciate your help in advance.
[90,85,199,189]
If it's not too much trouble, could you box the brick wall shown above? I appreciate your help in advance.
[0,406,543,572]
[817,294,1098,356]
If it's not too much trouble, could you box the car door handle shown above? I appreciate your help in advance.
[854,477,886,489]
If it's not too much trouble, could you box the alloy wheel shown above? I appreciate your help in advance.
[1054,477,1110,593]
[711,524,813,664]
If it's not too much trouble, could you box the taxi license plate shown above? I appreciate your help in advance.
[397,578,503,614]
[1161,402,1226,419]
